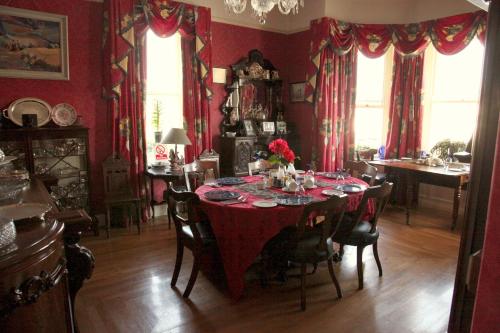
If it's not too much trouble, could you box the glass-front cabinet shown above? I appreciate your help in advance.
[0,127,91,212]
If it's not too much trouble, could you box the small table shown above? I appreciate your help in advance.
[144,167,184,220]
[370,160,469,229]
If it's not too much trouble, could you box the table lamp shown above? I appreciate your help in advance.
[161,128,192,170]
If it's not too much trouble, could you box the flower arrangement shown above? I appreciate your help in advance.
[267,139,297,166]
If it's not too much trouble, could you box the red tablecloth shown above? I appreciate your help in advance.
[195,175,373,299]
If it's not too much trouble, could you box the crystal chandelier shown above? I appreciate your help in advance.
[224,0,304,24]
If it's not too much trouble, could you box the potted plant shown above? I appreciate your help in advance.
[152,100,163,143]
[430,139,467,160]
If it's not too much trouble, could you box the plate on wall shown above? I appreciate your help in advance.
[3,98,52,127]
[52,103,77,126]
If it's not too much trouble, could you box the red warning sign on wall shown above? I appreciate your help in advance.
[155,144,168,160]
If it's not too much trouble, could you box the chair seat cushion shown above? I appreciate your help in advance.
[182,222,215,245]
[333,218,379,246]
[289,232,334,264]
[266,226,334,264]
[375,173,387,185]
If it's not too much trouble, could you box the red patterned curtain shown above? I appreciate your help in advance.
[305,11,486,166]
[385,53,425,158]
[103,0,213,216]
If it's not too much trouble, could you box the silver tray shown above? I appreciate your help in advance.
[2,97,52,127]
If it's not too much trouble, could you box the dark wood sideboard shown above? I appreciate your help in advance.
[0,179,94,333]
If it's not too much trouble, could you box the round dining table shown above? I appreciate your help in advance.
[195,175,373,300]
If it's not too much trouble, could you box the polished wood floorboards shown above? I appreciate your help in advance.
[76,206,460,333]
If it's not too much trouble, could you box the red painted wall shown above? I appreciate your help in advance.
[285,29,313,167]
[0,0,108,209]
[471,118,500,332]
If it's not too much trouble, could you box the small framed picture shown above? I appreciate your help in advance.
[261,121,275,135]
[290,82,306,103]
[276,121,287,134]
[243,120,256,136]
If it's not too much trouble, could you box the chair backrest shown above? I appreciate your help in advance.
[102,154,132,197]
[344,160,378,186]
[294,194,348,252]
[166,183,206,243]
[199,149,220,177]
[349,182,394,233]
[183,159,218,191]
[248,159,272,176]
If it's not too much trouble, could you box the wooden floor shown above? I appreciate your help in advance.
[76,206,461,333]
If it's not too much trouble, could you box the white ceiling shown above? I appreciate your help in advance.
[86,0,484,34]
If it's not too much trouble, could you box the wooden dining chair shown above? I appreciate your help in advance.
[166,184,217,298]
[102,154,141,238]
[248,159,272,176]
[183,159,218,192]
[344,160,378,186]
[332,182,393,290]
[267,194,348,310]
[199,149,220,177]
[356,148,378,161]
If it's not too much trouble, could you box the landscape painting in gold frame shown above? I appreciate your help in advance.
[0,6,69,80]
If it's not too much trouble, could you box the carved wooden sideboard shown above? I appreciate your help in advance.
[0,179,94,332]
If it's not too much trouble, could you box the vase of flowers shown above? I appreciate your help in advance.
[267,138,296,167]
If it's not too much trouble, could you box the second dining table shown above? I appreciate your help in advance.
[195,174,374,299]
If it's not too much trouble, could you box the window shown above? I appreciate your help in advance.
[145,30,183,164]
[421,38,484,151]
[354,49,393,149]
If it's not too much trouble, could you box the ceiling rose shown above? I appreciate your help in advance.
[224,0,305,24]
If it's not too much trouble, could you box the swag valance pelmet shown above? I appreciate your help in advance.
[305,11,487,103]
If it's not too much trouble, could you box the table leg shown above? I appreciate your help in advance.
[150,177,156,221]
[452,184,462,230]
[406,171,413,225]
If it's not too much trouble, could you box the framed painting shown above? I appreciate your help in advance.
[290,82,306,103]
[243,120,256,136]
[0,6,69,80]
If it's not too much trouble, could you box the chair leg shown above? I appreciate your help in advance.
[300,263,307,311]
[171,242,184,288]
[373,241,383,277]
[167,210,172,230]
[357,246,365,290]
[327,259,343,299]
[183,255,201,298]
[135,202,141,235]
[126,205,132,230]
[105,206,111,239]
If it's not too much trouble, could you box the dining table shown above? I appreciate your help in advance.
[195,174,374,300]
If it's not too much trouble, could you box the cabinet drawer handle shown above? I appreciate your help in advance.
[1,257,67,318]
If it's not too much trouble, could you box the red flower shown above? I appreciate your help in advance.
[283,148,295,163]
[269,139,289,154]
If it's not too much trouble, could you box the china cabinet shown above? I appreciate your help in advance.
[0,127,91,212]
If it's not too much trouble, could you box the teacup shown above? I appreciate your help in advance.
[286,180,298,191]
[304,178,315,188]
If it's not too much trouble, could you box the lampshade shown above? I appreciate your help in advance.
[161,128,192,145]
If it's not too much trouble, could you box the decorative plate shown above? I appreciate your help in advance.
[204,190,241,201]
[0,156,17,166]
[275,195,314,206]
[216,177,246,186]
[0,203,51,221]
[321,189,345,197]
[322,172,350,179]
[52,103,77,126]
[3,97,52,127]
[332,184,366,193]
[253,200,277,208]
